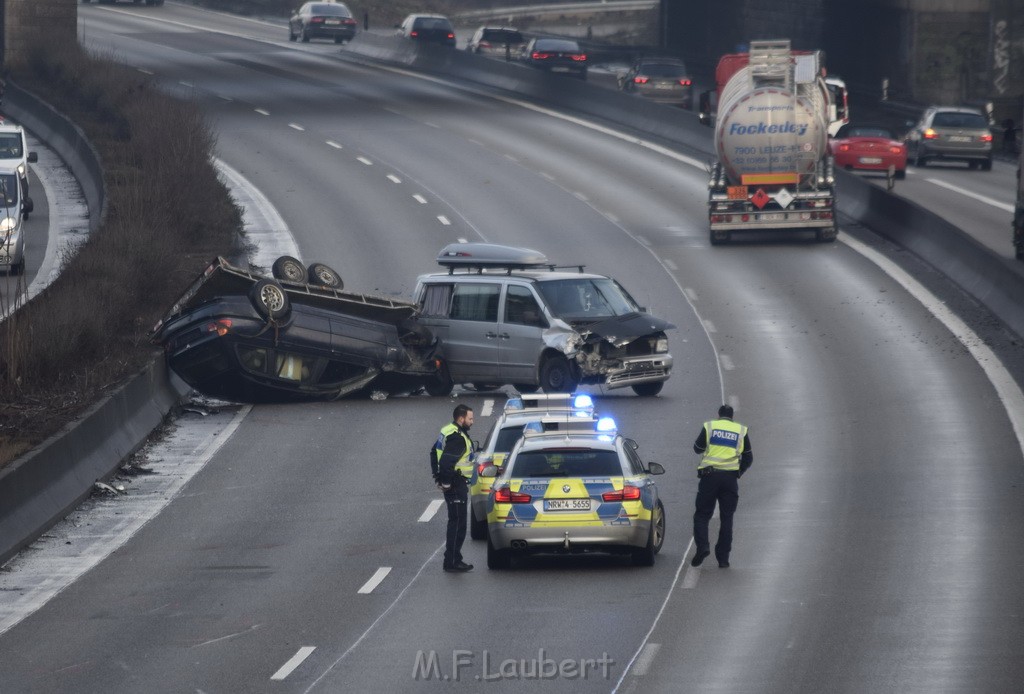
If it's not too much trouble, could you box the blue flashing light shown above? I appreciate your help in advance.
[505,397,524,411]
[523,421,543,433]
[596,417,617,433]
[573,394,594,410]
[597,434,615,442]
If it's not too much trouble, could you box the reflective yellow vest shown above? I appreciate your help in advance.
[435,423,474,476]
[699,418,747,471]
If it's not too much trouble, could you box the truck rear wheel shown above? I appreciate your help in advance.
[709,229,730,246]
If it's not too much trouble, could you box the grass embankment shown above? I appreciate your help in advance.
[0,44,242,468]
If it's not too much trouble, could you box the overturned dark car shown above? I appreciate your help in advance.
[150,257,438,402]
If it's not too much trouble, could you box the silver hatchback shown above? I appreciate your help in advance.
[905,107,993,169]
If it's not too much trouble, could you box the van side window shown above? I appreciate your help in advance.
[504,285,547,327]
[420,284,453,318]
[451,284,500,322]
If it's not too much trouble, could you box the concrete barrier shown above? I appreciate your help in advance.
[0,87,187,566]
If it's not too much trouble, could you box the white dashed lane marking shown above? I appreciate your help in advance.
[137,68,154,75]
[179,81,193,88]
[924,178,1014,213]
[438,216,451,225]
[288,123,304,131]
[631,643,660,677]
[703,320,717,333]
[326,140,343,149]
[720,355,735,370]
[357,156,373,166]
[418,499,444,522]
[357,567,392,594]
[255,108,270,116]
[662,258,677,271]
[271,647,316,681]
[413,194,428,204]
[387,174,401,184]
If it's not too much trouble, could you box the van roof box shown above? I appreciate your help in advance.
[436,243,548,273]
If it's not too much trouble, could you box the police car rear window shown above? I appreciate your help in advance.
[511,449,622,477]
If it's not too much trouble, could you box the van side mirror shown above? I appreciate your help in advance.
[647,462,665,475]
[28,152,37,164]
[23,197,33,214]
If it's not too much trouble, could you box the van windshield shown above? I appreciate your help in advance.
[0,173,19,207]
[535,278,640,321]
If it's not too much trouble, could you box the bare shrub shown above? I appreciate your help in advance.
[0,44,242,467]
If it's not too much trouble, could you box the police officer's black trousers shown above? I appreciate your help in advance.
[693,471,739,562]
[443,482,468,567]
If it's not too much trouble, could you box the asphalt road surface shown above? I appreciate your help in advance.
[1,4,1022,693]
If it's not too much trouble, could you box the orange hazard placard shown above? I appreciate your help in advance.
[726,186,748,200]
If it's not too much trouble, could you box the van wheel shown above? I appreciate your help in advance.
[250,279,291,321]
[632,381,664,397]
[307,262,343,289]
[540,356,577,393]
[272,255,306,283]
[424,362,454,396]
[470,508,487,540]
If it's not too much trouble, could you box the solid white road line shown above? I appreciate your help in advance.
[288,123,304,131]
[925,178,1014,213]
[213,158,299,267]
[417,499,444,522]
[326,140,343,149]
[137,68,154,75]
[271,647,316,681]
[357,156,373,166]
[305,545,444,693]
[357,567,392,595]
[842,235,1024,451]
[413,194,427,204]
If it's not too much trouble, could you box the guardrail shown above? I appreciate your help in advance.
[454,1,658,21]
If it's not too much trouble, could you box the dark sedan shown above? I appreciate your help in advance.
[396,14,457,47]
[520,38,587,80]
[151,258,438,402]
[619,58,692,108]
[289,2,358,44]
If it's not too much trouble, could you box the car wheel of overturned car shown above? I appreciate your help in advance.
[272,255,307,283]
[632,381,664,397]
[307,262,343,289]
[487,537,511,569]
[540,356,578,393]
[423,362,454,397]
[470,508,487,541]
[249,278,291,321]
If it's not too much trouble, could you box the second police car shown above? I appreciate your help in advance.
[483,417,666,569]
[469,392,597,540]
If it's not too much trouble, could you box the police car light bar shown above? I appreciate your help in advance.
[522,416,612,437]
[504,392,596,416]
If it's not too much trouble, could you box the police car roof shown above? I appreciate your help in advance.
[516,430,620,451]
[504,393,595,414]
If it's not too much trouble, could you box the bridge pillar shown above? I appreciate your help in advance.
[2,0,77,68]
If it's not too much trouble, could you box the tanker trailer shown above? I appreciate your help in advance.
[707,40,837,245]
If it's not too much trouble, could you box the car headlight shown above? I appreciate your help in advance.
[0,217,17,233]
[17,163,25,177]
[655,337,669,353]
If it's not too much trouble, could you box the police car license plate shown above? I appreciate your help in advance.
[544,499,591,511]
[859,156,883,164]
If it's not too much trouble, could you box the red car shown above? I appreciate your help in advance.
[830,124,907,179]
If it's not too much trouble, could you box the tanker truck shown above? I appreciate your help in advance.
[705,40,837,245]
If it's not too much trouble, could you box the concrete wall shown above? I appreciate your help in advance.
[2,0,77,67]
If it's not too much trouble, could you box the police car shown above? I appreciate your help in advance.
[469,393,596,540]
[484,417,666,569]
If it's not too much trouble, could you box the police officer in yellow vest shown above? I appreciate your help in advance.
[691,404,752,569]
[430,404,475,573]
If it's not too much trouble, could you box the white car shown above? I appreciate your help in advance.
[0,168,33,275]
[0,123,38,205]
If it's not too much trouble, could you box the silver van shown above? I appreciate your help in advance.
[413,244,674,396]
[0,168,32,275]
